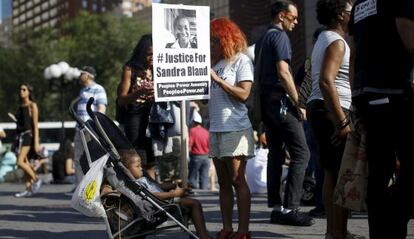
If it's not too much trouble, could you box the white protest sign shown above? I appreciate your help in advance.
[152,3,210,102]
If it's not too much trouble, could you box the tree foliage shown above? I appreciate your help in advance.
[0,11,150,122]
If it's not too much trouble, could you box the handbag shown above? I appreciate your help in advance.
[148,102,175,141]
[333,119,368,211]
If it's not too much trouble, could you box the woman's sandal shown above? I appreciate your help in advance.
[216,229,233,239]
[231,232,251,239]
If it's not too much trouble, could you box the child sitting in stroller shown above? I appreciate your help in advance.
[118,149,212,239]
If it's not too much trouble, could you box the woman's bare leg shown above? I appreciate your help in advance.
[16,146,37,184]
[213,157,234,232]
[228,156,250,234]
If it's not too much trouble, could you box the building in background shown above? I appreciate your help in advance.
[11,0,121,32]
[118,0,152,17]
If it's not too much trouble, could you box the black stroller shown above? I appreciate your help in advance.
[69,97,199,239]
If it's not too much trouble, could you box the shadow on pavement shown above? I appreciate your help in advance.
[0,229,106,239]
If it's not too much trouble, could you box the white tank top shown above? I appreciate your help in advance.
[307,30,351,110]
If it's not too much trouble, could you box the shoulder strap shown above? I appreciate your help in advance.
[255,28,278,83]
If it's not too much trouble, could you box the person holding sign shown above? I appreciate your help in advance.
[209,18,255,239]
[117,34,156,179]
[165,15,197,49]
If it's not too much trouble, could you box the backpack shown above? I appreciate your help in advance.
[246,28,277,130]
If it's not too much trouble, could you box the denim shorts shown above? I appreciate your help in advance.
[209,128,255,159]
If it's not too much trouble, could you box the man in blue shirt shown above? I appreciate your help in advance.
[255,0,313,226]
[73,66,108,188]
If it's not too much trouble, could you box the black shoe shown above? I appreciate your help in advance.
[270,210,283,223]
[308,206,326,218]
[273,209,315,226]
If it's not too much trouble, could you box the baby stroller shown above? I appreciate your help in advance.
[69,97,199,239]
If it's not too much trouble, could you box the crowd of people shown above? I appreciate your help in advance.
[1,0,413,238]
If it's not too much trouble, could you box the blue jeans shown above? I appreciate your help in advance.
[354,94,414,239]
[262,94,310,209]
[188,154,210,190]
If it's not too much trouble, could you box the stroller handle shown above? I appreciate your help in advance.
[85,97,120,161]
[86,97,95,121]
[69,97,85,128]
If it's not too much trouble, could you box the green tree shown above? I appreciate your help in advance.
[0,11,150,122]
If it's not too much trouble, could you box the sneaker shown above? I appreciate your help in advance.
[308,206,326,218]
[31,179,42,194]
[272,209,315,226]
[270,210,283,223]
[15,190,33,198]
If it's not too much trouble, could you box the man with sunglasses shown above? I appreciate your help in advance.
[254,0,313,227]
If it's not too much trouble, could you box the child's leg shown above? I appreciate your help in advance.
[180,197,210,239]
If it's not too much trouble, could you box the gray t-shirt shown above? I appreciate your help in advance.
[209,53,254,132]
[308,30,351,110]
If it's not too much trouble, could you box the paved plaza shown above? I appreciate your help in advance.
[0,182,413,239]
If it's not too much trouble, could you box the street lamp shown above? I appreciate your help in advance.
[44,61,80,142]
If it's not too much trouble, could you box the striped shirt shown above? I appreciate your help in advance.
[77,82,108,122]
[209,53,254,132]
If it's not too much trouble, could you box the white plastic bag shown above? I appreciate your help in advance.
[71,154,109,217]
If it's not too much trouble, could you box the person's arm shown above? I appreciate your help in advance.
[117,66,150,106]
[0,129,6,139]
[30,102,40,153]
[319,40,351,142]
[348,39,355,89]
[152,187,187,200]
[276,60,299,105]
[211,70,252,102]
[117,65,135,106]
[65,158,75,175]
[396,18,414,54]
[189,128,195,151]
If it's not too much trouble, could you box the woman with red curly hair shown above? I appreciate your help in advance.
[209,18,255,239]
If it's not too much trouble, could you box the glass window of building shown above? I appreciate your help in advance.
[27,19,33,27]
[50,8,57,18]
[41,2,48,10]
[27,10,33,18]
[34,6,41,14]
[34,16,41,24]
[42,12,48,20]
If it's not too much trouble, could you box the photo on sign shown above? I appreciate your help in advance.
[164,8,197,49]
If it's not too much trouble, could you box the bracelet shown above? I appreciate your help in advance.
[336,117,350,130]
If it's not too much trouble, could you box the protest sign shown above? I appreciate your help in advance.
[152,3,210,102]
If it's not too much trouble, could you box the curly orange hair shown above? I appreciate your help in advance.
[211,18,247,60]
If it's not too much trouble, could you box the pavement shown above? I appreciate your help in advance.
[0,181,413,239]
